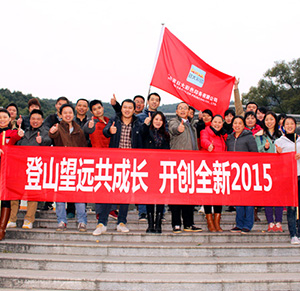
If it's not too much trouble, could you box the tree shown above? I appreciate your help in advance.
[242,58,300,113]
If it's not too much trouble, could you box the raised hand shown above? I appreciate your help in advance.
[110,94,117,106]
[198,111,203,120]
[275,144,282,154]
[17,115,22,126]
[144,113,151,125]
[17,123,24,138]
[234,77,240,89]
[265,139,270,150]
[49,123,59,134]
[36,132,42,144]
[208,141,214,152]
[178,120,185,133]
[110,121,117,134]
[88,116,95,128]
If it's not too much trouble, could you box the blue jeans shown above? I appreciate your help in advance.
[138,204,147,216]
[95,203,117,214]
[287,176,300,238]
[287,207,300,238]
[97,204,128,226]
[235,206,254,230]
[56,202,87,224]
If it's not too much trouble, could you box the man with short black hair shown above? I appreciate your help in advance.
[92,99,143,236]
[44,96,69,130]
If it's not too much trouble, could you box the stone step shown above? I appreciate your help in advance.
[0,269,299,290]
[1,253,300,274]
[9,218,290,232]
[1,239,299,257]
[30,209,273,222]
[5,228,290,244]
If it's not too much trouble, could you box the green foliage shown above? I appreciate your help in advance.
[242,58,300,113]
[0,88,180,119]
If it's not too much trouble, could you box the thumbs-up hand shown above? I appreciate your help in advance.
[144,113,152,125]
[49,123,59,134]
[178,120,185,133]
[17,123,24,137]
[208,141,214,152]
[110,94,117,106]
[36,132,42,144]
[110,121,117,134]
[275,144,282,154]
[17,115,22,126]
[88,116,95,128]
[265,139,270,150]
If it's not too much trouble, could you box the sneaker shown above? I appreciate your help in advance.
[291,236,300,245]
[275,222,283,232]
[267,222,275,232]
[6,221,17,229]
[22,220,33,229]
[109,210,118,220]
[56,221,67,231]
[78,222,87,232]
[184,225,202,232]
[117,223,129,233]
[139,213,147,222]
[230,226,241,233]
[241,228,250,234]
[161,214,166,222]
[67,212,75,219]
[173,225,182,233]
[92,223,107,236]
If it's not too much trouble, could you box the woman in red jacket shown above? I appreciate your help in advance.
[200,115,227,232]
[0,108,23,240]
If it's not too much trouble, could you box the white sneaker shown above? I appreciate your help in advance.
[56,221,67,231]
[22,220,33,229]
[6,221,17,228]
[117,223,129,233]
[92,223,107,236]
[291,236,300,245]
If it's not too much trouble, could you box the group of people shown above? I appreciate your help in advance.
[0,79,299,245]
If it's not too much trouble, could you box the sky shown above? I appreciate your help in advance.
[0,0,299,105]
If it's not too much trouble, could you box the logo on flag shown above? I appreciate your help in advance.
[187,65,206,88]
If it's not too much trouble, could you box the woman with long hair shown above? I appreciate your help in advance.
[142,111,170,233]
[275,117,300,245]
[227,116,258,234]
[255,111,282,232]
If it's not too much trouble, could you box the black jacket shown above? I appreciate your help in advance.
[103,113,143,148]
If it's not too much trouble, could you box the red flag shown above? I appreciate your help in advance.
[150,27,235,115]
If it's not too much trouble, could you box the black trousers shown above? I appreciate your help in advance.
[170,204,194,228]
[204,205,222,214]
[1,200,10,208]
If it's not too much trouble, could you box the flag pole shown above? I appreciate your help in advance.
[148,23,166,96]
[295,133,299,220]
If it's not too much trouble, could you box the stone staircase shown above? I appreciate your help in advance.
[0,208,299,290]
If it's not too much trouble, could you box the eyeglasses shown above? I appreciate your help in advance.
[177,106,189,110]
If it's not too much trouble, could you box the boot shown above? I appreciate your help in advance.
[155,212,162,234]
[254,207,260,222]
[214,213,223,232]
[146,212,155,233]
[206,214,216,232]
[0,207,11,241]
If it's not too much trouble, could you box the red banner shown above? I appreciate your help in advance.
[0,145,298,206]
[150,27,235,116]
